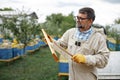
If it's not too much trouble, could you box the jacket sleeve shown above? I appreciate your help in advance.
[85,34,110,68]
[55,29,70,49]
[52,29,72,59]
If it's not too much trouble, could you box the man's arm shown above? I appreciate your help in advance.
[85,35,110,68]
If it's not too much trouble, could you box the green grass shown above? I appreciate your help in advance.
[0,47,68,80]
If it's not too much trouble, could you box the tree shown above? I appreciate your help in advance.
[114,18,120,24]
[105,18,120,51]
[0,11,40,47]
[60,12,75,35]
[0,7,13,11]
[45,13,64,36]
[42,12,75,37]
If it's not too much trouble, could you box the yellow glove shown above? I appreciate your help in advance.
[72,54,86,63]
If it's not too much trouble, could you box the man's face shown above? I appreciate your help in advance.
[76,13,92,31]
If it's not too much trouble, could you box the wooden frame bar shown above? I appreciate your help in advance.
[41,29,59,62]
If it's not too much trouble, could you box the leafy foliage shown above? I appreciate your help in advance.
[0,7,13,11]
[42,12,75,37]
[104,18,120,51]
[114,18,120,24]
[0,11,41,45]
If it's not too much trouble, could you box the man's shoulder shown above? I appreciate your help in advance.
[92,29,107,40]
[67,28,76,32]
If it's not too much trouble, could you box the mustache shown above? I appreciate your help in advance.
[76,24,83,28]
[76,21,83,28]
[76,21,84,28]
[78,25,83,28]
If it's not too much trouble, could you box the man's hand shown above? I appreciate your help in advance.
[43,34,53,44]
[47,35,53,42]
[72,54,86,63]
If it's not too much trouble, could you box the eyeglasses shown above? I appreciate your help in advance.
[74,16,89,21]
